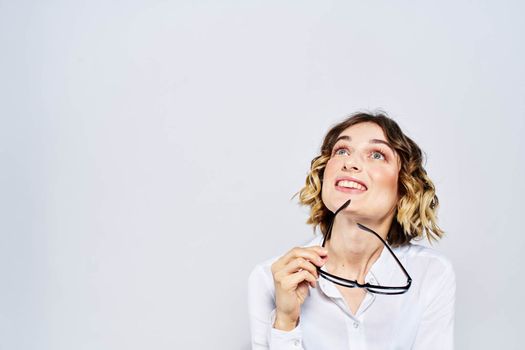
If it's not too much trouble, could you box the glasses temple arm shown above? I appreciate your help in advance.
[357,223,412,283]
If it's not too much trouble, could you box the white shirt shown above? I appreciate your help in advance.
[248,235,455,350]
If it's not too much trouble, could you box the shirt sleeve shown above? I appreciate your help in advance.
[412,258,456,350]
[248,263,305,350]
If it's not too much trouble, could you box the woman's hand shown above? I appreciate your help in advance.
[270,246,328,331]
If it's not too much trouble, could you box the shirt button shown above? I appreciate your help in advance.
[293,339,301,347]
[353,322,359,329]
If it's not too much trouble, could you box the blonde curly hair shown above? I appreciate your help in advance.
[298,112,444,247]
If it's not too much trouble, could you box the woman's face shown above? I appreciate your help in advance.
[321,122,401,223]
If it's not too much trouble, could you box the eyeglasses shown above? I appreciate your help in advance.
[317,199,412,295]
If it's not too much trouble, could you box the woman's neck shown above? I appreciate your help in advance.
[325,214,392,282]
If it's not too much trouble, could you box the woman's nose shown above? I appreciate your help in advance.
[342,156,361,172]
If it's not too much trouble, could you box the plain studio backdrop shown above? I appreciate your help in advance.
[1,1,524,349]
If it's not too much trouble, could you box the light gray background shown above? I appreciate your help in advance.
[1,1,524,349]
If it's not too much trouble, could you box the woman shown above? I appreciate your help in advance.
[248,112,455,350]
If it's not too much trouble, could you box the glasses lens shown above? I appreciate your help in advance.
[319,271,357,288]
[365,285,409,295]
[319,208,412,295]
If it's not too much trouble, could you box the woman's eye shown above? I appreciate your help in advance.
[334,148,349,156]
[371,151,385,160]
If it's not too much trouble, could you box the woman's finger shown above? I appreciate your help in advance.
[280,269,318,290]
[274,257,319,281]
[280,246,328,267]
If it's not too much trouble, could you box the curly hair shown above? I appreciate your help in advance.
[298,111,444,247]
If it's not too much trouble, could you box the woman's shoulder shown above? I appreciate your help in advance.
[405,242,454,268]
[404,242,455,289]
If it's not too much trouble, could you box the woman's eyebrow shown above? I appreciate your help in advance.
[370,139,394,152]
[335,135,351,143]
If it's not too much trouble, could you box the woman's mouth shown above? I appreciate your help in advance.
[335,179,367,193]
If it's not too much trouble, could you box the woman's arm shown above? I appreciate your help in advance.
[248,246,327,350]
[248,263,275,349]
[248,262,306,350]
[412,259,456,349]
